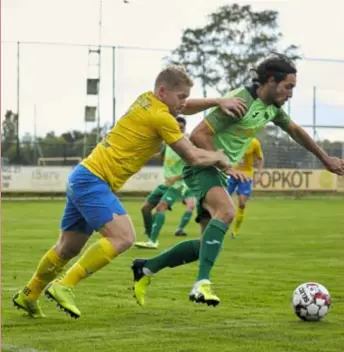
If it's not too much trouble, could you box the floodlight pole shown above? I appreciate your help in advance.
[16,41,20,160]
[112,46,116,126]
[96,0,103,142]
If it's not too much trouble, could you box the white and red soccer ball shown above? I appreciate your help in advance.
[292,282,331,321]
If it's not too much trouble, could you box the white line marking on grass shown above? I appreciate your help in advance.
[2,287,20,291]
[2,344,49,352]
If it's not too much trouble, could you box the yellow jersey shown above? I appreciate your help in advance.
[234,138,263,177]
[81,91,183,192]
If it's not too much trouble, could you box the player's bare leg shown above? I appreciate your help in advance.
[46,215,135,318]
[13,230,89,318]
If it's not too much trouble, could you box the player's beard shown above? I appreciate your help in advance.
[273,97,287,108]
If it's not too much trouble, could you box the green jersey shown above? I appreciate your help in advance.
[205,86,291,165]
[163,145,186,191]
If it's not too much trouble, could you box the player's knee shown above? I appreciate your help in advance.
[101,215,136,253]
[187,205,195,212]
[238,196,248,209]
[239,202,246,209]
[186,203,195,212]
[156,202,169,212]
[213,207,236,224]
[122,230,136,249]
[106,228,135,253]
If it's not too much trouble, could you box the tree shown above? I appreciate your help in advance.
[168,3,300,95]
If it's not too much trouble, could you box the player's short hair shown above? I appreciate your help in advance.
[176,116,186,125]
[252,53,297,85]
[155,65,194,90]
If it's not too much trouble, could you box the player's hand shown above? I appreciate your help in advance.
[215,149,231,170]
[225,167,251,182]
[322,156,344,175]
[218,98,247,119]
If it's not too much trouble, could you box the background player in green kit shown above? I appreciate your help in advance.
[135,117,196,249]
[131,53,344,307]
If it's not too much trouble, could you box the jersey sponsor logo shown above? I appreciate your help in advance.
[252,111,259,118]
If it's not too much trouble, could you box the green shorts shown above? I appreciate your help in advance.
[146,184,183,209]
[182,188,195,204]
[183,165,227,222]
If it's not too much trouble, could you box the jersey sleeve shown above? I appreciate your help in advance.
[254,139,264,159]
[205,87,249,133]
[153,111,184,145]
[273,109,292,131]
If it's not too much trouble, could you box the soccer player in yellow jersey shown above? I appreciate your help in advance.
[12,64,248,318]
[227,138,264,239]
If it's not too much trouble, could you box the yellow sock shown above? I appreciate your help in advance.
[59,237,117,288]
[23,247,69,301]
[233,206,245,234]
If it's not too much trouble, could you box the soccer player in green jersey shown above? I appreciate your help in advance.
[131,53,344,307]
[135,116,196,249]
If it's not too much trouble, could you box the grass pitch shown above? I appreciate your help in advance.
[2,198,344,352]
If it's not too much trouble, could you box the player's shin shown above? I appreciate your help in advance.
[23,247,69,301]
[58,237,116,287]
[141,208,153,237]
[150,212,165,243]
[177,211,193,231]
[144,239,200,273]
[197,219,228,281]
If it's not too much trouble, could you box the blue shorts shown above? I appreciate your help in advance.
[227,177,253,197]
[60,164,126,236]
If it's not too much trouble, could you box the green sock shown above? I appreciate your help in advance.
[197,219,228,281]
[142,209,153,237]
[145,239,200,273]
[177,211,193,230]
[150,212,165,243]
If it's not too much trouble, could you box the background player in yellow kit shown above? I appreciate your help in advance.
[12,64,248,319]
[228,138,264,239]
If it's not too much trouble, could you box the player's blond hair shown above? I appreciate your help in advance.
[155,64,194,90]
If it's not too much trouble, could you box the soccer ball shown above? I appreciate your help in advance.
[292,282,331,321]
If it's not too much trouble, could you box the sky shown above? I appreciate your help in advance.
[2,0,344,141]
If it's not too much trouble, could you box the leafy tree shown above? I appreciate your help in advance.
[168,3,300,95]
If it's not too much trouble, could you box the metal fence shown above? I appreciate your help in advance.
[2,40,344,170]
[2,132,343,169]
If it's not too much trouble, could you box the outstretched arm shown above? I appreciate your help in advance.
[183,97,247,118]
[169,137,230,169]
[285,121,344,175]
